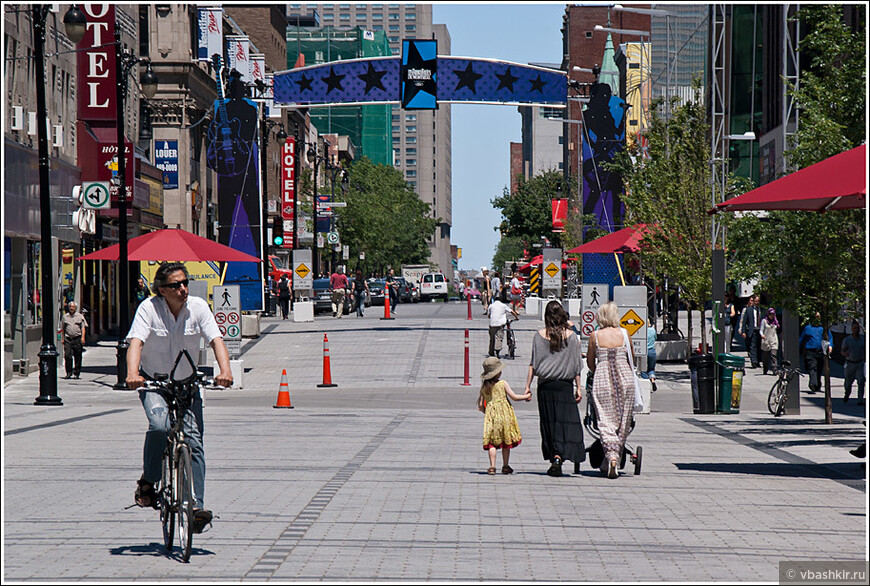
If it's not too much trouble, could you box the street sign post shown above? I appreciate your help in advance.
[82,181,111,209]
[619,305,648,357]
[293,249,313,295]
[542,248,562,297]
[213,285,241,357]
[580,283,609,353]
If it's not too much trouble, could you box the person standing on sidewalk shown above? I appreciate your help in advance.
[760,308,780,375]
[799,312,832,394]
[478,357,531,475]
[486,296,518,359]
[134,278,151,308]
[490,271,502,303]
[480,268,492,314]
[739,294,762,368]
[352,268,369,317]
[126,262,233,534]
[330,266,349,318]
[509,273,524,313]
[276,275,291,320]
[841,320,865,405]
[60,301,88,379]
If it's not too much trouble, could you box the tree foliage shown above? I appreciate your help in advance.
[491,170,570,252]
[337,157,438,274]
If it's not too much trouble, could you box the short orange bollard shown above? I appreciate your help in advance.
[317,334,338,388]
[274,369,294,409]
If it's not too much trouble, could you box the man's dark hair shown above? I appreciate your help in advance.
[152,262,188,296]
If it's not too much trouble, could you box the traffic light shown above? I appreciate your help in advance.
[271,216,284,246]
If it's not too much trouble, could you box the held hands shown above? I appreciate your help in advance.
[522,391,532,402]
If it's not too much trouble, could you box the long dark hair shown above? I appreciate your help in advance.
[544,300,569,352]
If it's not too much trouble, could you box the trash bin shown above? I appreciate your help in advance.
[717,353,746,414]
[688,353,715,414]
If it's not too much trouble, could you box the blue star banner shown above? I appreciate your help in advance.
[273,56,567,107]
[402,39,437,109]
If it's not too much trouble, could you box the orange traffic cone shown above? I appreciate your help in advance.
[317,334,338,387]
[274,369,294,408]
[381,291,395,320]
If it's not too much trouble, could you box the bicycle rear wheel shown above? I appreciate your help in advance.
[768,379,786,416]
[176,445,195,562]
[160,450,175,551]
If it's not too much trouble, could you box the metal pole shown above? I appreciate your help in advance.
[292,123,301,306]
[113,26,130,389]
[260,107,272,316]
[312,147,320,278]
[33,5,61,406]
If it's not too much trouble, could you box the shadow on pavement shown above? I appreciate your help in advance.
[109,542,214,560]
[674,461,864,482]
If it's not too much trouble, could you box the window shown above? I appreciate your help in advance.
[373,24,383,30]
[323,13,334,20]
[388,36,399,43]
[315,50,325,62]
[389,13,399,20]
[406,159,416,166]
[585,31,593,38]
[405,114,416,122]
[340,14,350,21]
[558,136,564,144]
[406,24,416,32]
[394,159,401,166]
[372,13,383,20]
[356,4,367,9]
[406,136,416,143]
[406,170,417,177]
[389,24,399,31]
[408,181,417,189]
[392,136,400,143]
[406,12,416,20]
[339,4,351,9]
[389,4,400,8]
[392,114,400,121]
[392,126,400,134]
[356,13,367,21]
[406,147,416,155]
[406,126,416,133]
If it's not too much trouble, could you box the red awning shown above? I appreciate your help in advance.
[77,228,263,262]
[566,224,651,254]
[710,145,866,214]
[517,255,569,273]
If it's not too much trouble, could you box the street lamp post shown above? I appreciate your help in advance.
[308,140,325,277]
[260,112,287,316]
[112,26,158,390]
[33,4,87,406]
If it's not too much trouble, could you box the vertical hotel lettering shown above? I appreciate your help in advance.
[77,4,116,121]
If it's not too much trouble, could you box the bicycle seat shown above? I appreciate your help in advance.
[153,373,169,382]
[780,360,791,367]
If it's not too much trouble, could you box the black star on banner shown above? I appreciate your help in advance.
[454,62,483,93]
[322,67,345,94]
[295,74,313,93]
[495,66,519,92]
[402,41,437,107]
[358,62,387,94]
[529,74,546,93]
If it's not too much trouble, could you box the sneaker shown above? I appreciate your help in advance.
[192,509,213,534]
[651,379,657,392]
[844,391,851,403]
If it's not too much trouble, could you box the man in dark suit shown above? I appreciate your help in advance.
[739,294,762,368]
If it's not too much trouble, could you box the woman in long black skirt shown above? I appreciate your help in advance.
[524,300,585,476]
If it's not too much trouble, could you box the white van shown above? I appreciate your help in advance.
[420,272,448,302]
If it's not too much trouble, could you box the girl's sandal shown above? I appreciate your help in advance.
[135,477,159,509]
[487,467,497,475]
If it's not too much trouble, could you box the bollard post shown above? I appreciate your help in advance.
[317,333,338,387]
[381,290,394,320]
[467,291,472,320]
[461,328,471,386]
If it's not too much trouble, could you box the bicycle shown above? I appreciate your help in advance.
[142,350,213,562]
[767,359,802,417]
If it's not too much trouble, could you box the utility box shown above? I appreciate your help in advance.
[212,359,244,389]
[293,301,314,322]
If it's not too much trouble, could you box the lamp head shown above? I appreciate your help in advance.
[63,6,87,44]
[140,62,159,99]
[276,126,288,144]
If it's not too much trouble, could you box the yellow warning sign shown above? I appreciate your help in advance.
[544,262,560,278]
[294,263,310,279]
[620,309,645,337]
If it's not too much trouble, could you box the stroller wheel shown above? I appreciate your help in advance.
[633,445,643,475]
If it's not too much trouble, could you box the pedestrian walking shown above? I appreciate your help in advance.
[352,268,369,317]
[385,269,399,314]
[478,357,531,475]
[586,301,637,479]
[61,301,88,379]
[799,312,832,394]
[490,271,502,303]
[276,275,291,319]
[739,294,762,367]
[525,300,585,477]
[480,268,492,313]
[724,290,737,352]
[841,320,865,405]
[486,296,518,359]
[760,308,780,375]
[509,273,524,313]
[644,322,657,392]
[330,267,349,318]
[135,277,151,307]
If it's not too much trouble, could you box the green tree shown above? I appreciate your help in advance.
[336,157,438,275]
[609,87,731,354]
[492,234,525,273]
[726,4,865,423]
[492,170,569,252]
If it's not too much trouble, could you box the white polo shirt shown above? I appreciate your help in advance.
[127,295,222,379]
[487,300,512,328]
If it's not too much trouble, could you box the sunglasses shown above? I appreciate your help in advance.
[162,279,189,290]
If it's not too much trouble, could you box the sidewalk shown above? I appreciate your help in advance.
[3,302,866,581]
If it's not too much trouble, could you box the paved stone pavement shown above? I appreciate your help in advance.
[3,301,867,582]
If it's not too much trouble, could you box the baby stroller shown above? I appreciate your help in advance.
[583,397,643,475]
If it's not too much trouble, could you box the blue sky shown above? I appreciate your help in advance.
[432,3,568,273]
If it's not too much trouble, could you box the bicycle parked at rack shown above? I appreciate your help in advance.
[141,350,216,562]
[767,360,802,417]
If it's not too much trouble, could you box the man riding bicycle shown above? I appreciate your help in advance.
[126,262,233,533]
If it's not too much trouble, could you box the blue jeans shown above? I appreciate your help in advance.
[139,389,206,509]
[355,290,366,316]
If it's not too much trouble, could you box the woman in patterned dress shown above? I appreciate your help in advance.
[478,357,532,474]
[586,302,636,479]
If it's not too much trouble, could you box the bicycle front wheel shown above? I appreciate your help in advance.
[160,450,175,551]
[176,445,195,562]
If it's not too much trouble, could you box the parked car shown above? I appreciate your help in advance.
[367,278,388,306]
[394,276,413,303]
[420,272,449,302]
[463,286,481,300]
[312,278,353,315]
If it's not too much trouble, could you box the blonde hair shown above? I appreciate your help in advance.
[596,301,621,328]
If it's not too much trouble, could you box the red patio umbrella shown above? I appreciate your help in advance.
[566,223,651,254]
[517,255,569,273]
[710,144,866,213]
[77,229,263,262]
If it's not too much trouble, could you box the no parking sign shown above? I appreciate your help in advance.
[213,285,241,356]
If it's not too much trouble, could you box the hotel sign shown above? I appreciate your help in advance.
[76,4,117,122]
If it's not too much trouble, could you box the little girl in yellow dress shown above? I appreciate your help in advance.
[478,357,532,474]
